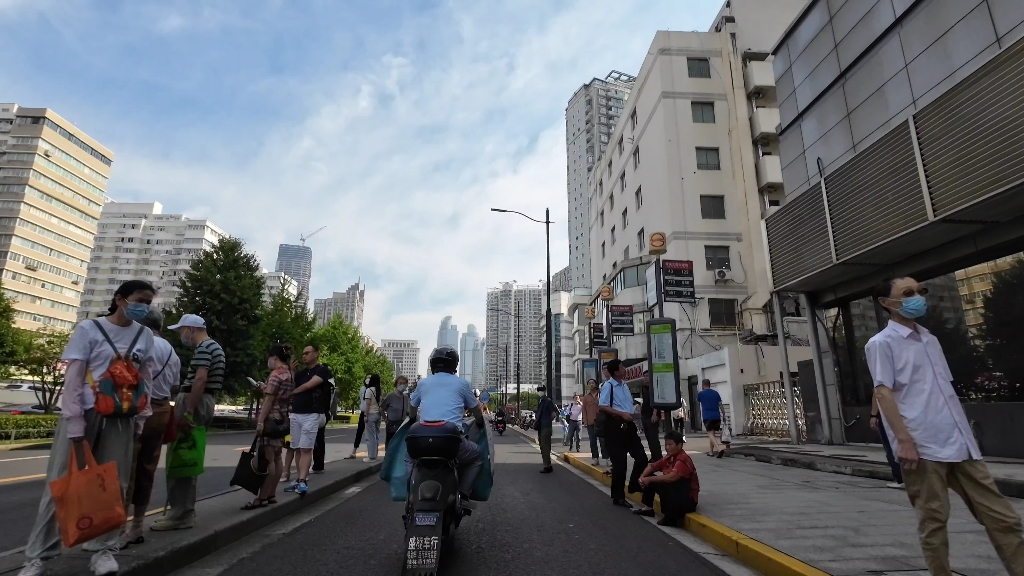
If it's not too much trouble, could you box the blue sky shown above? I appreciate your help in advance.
[3,0,722,373]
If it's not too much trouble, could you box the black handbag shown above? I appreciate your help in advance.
[594,382,615,439]
[230,437,269,495]
[263,418,288,439]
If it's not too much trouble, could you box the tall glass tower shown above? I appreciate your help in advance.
[275,244,312,304]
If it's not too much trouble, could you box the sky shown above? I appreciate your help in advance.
[2,0,723,374]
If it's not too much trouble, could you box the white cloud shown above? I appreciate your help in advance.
[56,0,721,373]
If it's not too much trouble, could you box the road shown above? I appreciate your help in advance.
[0,427,360,553]
[207,432,726,576]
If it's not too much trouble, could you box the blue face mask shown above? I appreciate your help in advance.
[180,330,192,347]
[124,302,150,322]
[899,295,928,319]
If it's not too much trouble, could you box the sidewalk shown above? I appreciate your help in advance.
[514,425,1023,576]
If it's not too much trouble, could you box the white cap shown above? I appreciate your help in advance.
[168,314,206,330]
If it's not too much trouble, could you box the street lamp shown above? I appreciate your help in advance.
[491,207,554,403]
[487,305,520,416]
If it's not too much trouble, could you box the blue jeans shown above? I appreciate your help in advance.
[878,418,903,484]
[587,424,607,459]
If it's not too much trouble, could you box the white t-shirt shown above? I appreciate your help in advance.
[364,387,380,415]
[148,336,181,400]
[61,318,159,410]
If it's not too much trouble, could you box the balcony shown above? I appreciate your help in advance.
[744,60,776,101]
[756,155,783,192]
[750,107,780,143]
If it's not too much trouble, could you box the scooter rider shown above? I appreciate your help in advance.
[408,346,485,501]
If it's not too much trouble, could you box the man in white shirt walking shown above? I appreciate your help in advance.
[867,277,1024,576]
[564,395,583,452]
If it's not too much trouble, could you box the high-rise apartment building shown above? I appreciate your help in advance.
[380,339,419,379]
[77,202,226,319]
[261,270,298,303]
[459,324,480,385]
[565,72,635,291]
[956,253,1024,337]
[437,316,459,349]
[274,244,312,304]
[485,283,544,394]
[0,104,112,331]
[472,338,485,389]
[313,282,364,328]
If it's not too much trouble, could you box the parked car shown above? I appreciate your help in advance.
[0,404,61,415]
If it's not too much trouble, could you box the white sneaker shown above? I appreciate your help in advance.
[887,482,905,490]
[591,458,600,466]
[603,458,611,467]
[362,457,377,463]
[17,559,45,576]
[89,550,118,576]
[81,540,108,553]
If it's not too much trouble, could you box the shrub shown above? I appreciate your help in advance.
[0,414,59,441]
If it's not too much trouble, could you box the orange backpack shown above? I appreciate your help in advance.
[87,320,149,417]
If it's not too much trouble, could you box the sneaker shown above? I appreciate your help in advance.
[591,458,600,466]
[89,550,118,576]
[296,480,309,495]
[887,482,906,490]
[603,458,611,467]
[81,540,108,553]
[279,475,291,483]
[283,481,300,493]
[362,457,377,463]
[118,526,144,549]
[17,559,44,576]
[311,469,325,474]
[149,517,194,531]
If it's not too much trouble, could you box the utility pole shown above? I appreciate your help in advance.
[545,207,553,403]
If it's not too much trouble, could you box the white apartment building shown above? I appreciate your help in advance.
[261,270,298,303]
[485,282,544,395]
[313,282,364,328]
[579,1,810,430]
[380,339,420,380]
[77,202,225,320]
[565,72,635,291]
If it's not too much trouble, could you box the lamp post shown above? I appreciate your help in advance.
[491,207,554,403]
[487,306,521,416]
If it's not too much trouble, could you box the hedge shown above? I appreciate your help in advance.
[0,414,60,441]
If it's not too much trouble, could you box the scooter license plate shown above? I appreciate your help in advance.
[414,513,440,526]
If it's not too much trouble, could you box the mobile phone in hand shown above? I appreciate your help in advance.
[247,377,260,389]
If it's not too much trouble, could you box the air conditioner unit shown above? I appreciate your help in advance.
[715,268,734,282]
[42,149,52,157]
[71,279,80,285]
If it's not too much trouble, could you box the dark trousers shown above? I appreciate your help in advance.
[878,418,904,484]
[587,424,607,460]
[353,412,366,450]
[312,425,326,471]
[385,420,402,449]
[641,479,697,521]
[642,417,663,461]
[607,422,648,501]
[673,418,685,434]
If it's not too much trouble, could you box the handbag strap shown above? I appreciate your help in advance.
[91,319,145,362]
[152,349,174,381]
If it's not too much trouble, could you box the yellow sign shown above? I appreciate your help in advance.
[599,285,613,301]
[585,306,596,319]
[649,231,667,255]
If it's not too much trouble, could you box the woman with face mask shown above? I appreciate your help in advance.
[18,280,159,576]
[362,374,383,462]
[381,376,411,449]
[246,344,295,509]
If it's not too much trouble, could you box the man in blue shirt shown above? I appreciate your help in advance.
[599,359,649,508]
[535,387,559,473]
[408,347,484,499]
[695,379,726,458]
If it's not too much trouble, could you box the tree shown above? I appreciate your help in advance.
[258,286,315,370]
[981,259,1024,397]
[0,281,21,378]
[18,329,71,413]
[308,317,396,411]
[168,237,265,396]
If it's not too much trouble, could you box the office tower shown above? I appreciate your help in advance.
[0,104,113,330]
[274,244,312,304]
[76,202,226,319]
[485,282,544,392]
[565,72,635,291]
[313,282,365,328]
[472,338,485,389]
[379,339,420,380]
[459,324,480,385]
[437,316,459,349]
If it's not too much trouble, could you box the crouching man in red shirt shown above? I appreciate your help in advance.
[632,431,699,526]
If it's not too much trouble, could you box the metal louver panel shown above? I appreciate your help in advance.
[915,37,1024,216]
[765,185,833,287]
[826,122,926,260]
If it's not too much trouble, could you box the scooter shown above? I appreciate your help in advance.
[493,414,506,436]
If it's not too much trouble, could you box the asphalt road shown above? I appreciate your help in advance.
[214,433,727,576]
[0,427,360,553]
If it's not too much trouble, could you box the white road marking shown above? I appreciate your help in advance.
[0,455,49,463]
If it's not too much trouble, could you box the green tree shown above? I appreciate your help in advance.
[310,317,364,410]
[259,286,315,369]
[167,237,265,395]
[982,259,1024,396]
[0,281,21,378]
[18,329,71,413]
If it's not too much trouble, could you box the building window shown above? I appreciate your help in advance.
[607,159,612,175]
[618,172,625,192]
[611,226,616,245]
[708,298,738,327]
[632,146,640,169]
[700,195,726,219]
[696,147,721,170]
[623,247,630,260]
[635,186,643,209]
[705,245,731,270]
[630,109,637,130]
[691,102,716,123]
[621,208,628,228]
[617,136,623,156]
[637,228,645,253]
[599,179,603,195]
[601,242,606,259]
[599,210,605,227]
[688,58,711,79]
[609,194,614,210]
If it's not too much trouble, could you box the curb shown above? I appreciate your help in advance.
[559,453,828,576]
[0,441,51,452]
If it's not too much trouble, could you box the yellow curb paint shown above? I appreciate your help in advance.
[0,473,46,484]
[561,453,829,576]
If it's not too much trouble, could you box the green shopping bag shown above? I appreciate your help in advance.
[166,425,207,478]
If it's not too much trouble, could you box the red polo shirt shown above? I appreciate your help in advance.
[651,451,699,503]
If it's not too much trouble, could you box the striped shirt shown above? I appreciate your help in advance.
[185,338,226,391]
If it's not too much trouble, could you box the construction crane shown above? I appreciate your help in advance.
[300,226,326,246]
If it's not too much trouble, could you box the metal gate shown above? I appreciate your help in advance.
[743,380,807,441]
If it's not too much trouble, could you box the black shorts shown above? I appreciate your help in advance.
[704,419,721,432]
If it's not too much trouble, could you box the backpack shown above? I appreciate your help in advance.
[86,319,150,417]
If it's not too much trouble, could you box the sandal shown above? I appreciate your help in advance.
[266,498,278,505]
[241,498,268,510]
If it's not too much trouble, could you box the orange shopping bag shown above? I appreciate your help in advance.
[49,441,126,549]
